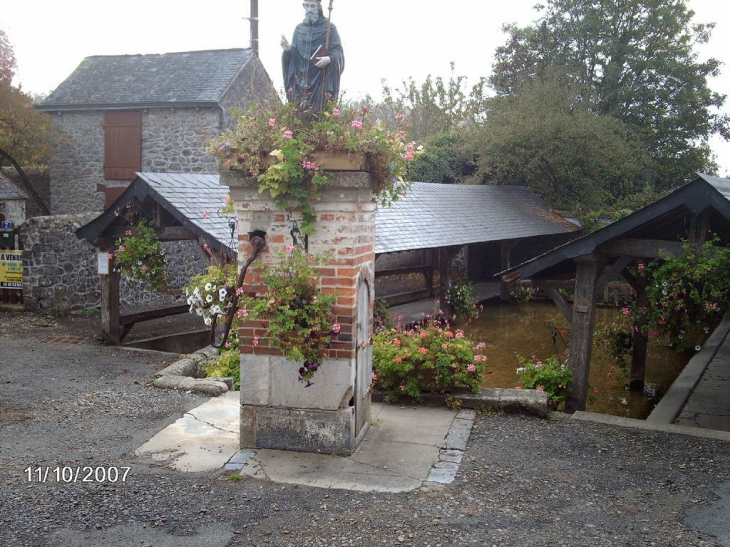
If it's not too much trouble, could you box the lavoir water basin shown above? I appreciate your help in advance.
[462,300,692,418]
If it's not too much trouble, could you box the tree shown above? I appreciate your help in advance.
[0,29,55,214]
[469,70,652,211]
[406,132,476,184]
[378,66,488,142]
[490,0,728,192]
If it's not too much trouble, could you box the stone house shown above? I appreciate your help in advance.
[36,48,276,215]
[0,172,27,228]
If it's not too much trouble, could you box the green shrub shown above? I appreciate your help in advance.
[516,355,573,409]
[373,313,487,402]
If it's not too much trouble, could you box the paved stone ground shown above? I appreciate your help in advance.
[2,310,730,546]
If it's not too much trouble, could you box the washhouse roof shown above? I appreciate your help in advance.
[502,173,730,281]
[0,172,28,200]
[38,49,255,111]
[374,182,579,254]
[76,172,236,256]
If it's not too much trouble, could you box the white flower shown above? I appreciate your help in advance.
[205,283,212,291]
[187,296,194,305]
[196,308,203,316]
[204,317,212,326]
[206,294,213,303]
[516,367,525,373]
[211,305,222,315]
[219,288,228,301]
[193,288,201,298]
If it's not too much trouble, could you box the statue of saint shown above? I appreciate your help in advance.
[281,1,344,112]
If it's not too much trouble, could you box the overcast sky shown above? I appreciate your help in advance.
[3,0,730,175]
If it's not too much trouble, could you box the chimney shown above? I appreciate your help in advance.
[250,0,259,56]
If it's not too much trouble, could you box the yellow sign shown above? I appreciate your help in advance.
[0,250,22,289]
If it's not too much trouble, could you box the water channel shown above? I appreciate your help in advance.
[461,300,692,418]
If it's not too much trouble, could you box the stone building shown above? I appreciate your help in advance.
[36,48,276,215]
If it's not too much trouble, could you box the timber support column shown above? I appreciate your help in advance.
[499,240,517,301]
[222,169,375,455]
[629,271,649,391]
[564,254,604,413]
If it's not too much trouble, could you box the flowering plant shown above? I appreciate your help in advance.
[184,263,238,327]
[372,312,488,402]
[515,355,573,410]
[635,238,730,351]
[240,244,339,385]
[209,102,418,233]
[443,281,479,321]
[112,216,171,293]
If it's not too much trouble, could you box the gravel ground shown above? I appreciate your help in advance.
[1,309,729,546]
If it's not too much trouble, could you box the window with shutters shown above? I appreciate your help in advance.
[104,112,141,180]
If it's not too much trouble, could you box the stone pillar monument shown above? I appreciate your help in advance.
[221,169,374,455]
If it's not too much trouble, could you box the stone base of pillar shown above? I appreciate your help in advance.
[241,405,356,454]
[239,353,367,455]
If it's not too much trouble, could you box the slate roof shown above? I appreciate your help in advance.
[374,182,579,254]
[76,173,236,255]
[501,173,730,281]
[78,177,578,256]
[38,49,255,111]
[0,172,28,200]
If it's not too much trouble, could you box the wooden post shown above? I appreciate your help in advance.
[564,254,604,413]
[630,272,648,391]
[100,268,121,345]
[499,240,517,300]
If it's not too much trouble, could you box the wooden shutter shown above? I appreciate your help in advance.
[104,112,141,180]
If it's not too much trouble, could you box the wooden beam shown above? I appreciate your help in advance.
[100,269,121,345]
[105,226,197,241]
[596,255,634,293]
[597,238,686,259]
[119,305,190,327]
[565,254,604,413]
[500,240,519,301]
[543,286,573,323]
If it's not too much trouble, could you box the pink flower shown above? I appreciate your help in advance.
[536,361,543,367]
[331,323,341,334]
[125,230,132,236]
[107,253,114,260]
[455,330,465,339]
[395,112,405,121]
[140,264,148,272]
[236,287,245,296]
[395,357,403,363]
[621,307,630,315]
[285,244,294,253]
[467,364,476,372]
[268,118,276,127]
[419,331,427,338]
[113,210,120,217]
[445,331,454,338]
[351,120,363,129]
[536,385,545,392]
[202,211,209,219]
[252,336,260,346]
[393,339,401,346]
[371,372,378,381]
[236,309,249,318]
[400,384,405,391]
[418,347,427,355]
[442,343,448,349]
[118,246,125,252]
[301,161,319,171]
[638,263,645,270]
[332,108,340,116]
[283,130,293,139]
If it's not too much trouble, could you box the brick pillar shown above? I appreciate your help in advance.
[222,170,375,454]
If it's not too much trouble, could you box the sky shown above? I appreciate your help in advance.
[3,0,730,175]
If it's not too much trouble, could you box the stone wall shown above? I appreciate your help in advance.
[19,215,209,313]
[47,108,220,215]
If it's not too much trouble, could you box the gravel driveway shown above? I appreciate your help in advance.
[1,310,729,546]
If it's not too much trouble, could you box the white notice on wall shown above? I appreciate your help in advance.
[97,252,110,275]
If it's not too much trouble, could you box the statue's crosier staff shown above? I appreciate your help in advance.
[318,0,335,110]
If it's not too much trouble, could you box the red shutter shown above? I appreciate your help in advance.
[104,112,141,180]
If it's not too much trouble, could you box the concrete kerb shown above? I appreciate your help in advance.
[647,314,730,425]
[152,345,233,397]
[414,387,550,418]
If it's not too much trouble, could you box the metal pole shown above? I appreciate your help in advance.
[250,0,259,56]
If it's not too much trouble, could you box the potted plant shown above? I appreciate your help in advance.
[209,102,418,233]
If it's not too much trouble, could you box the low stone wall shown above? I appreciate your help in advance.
[19,215,209,313]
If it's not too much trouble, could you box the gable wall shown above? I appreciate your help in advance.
[48,107,220,214]
[219,57,279,129]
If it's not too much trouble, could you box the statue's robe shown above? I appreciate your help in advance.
[282,15,344,112]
